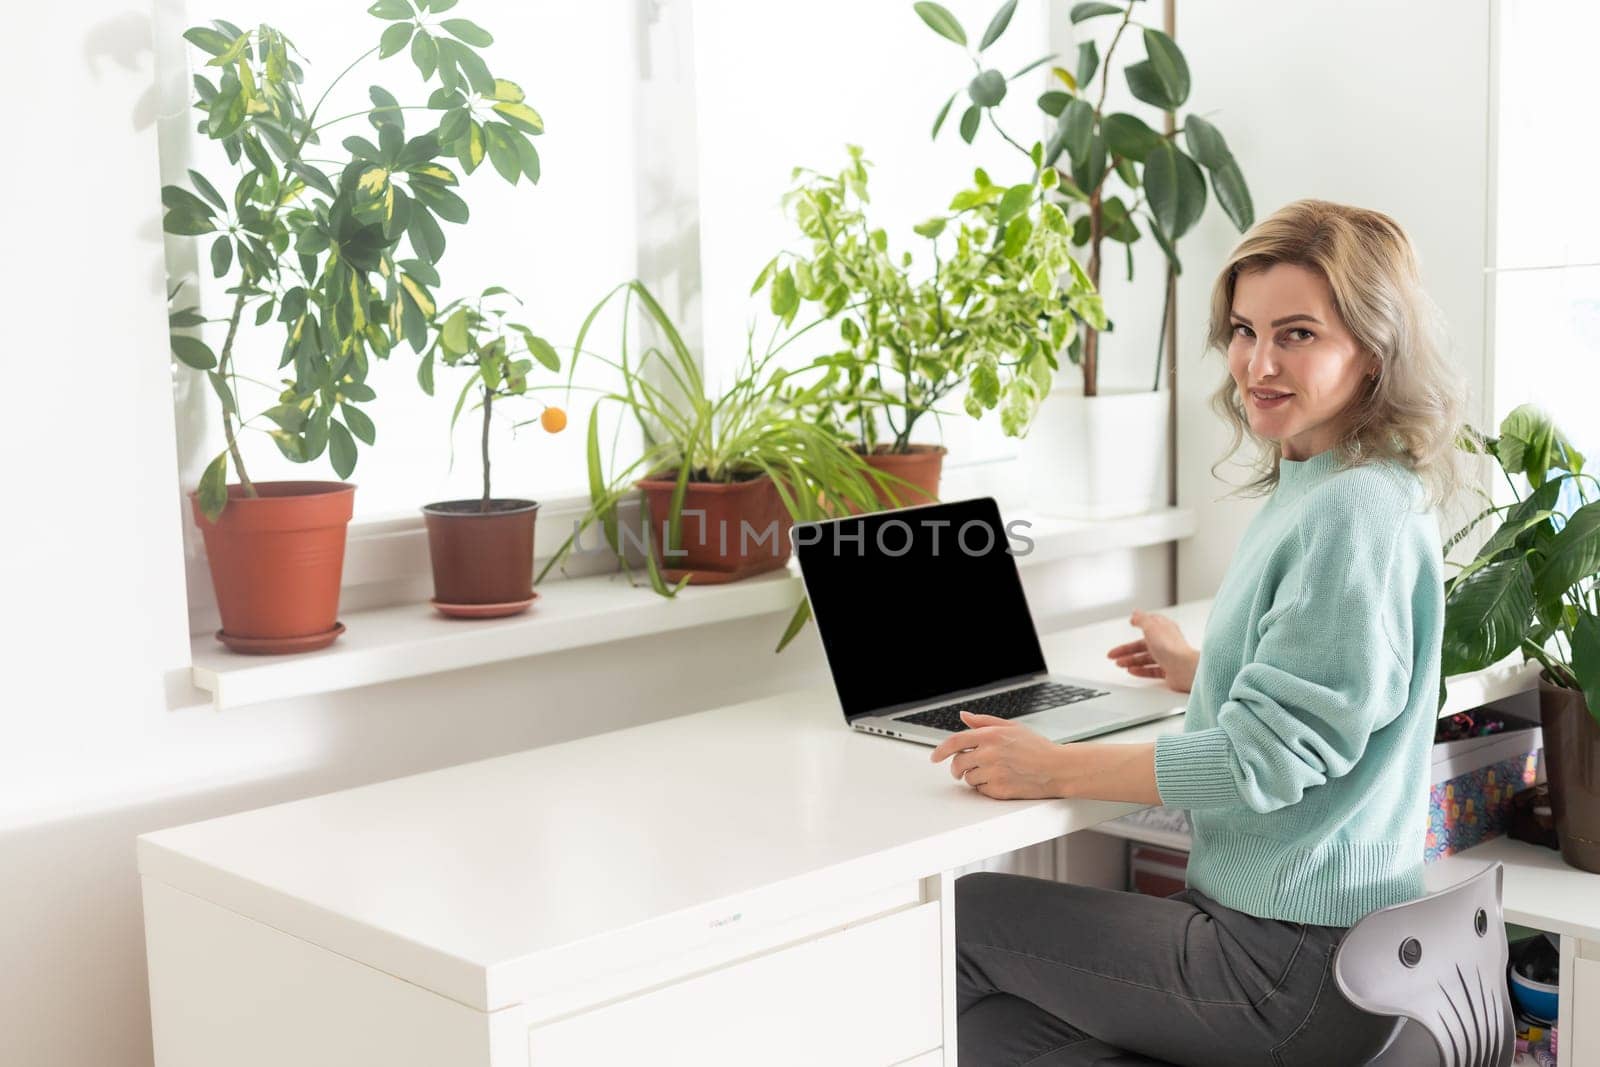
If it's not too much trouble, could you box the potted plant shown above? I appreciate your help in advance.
[162,2,541,651]
[538,280,884,649]
[416,288,564,618]
[1442,406,1600,873]
[756,145,1100,509]
[916,0,1256,517]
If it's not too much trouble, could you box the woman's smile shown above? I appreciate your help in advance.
[1248,387,1294,411]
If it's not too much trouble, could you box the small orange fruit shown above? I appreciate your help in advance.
[540,406,567,433]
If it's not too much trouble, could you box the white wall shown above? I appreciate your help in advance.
[1171,0,1492,598]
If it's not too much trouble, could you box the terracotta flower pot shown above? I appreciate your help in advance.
[189,481,355,654]
[634,474,791,584]
[421,499,539,618]
[857,443,945,511]
[1540,676,1600,874]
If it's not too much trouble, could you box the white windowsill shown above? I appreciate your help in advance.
[188,506,1198,710]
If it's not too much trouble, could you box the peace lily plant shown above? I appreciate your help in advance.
[1442,406,1600,872]
[162,0,542,649]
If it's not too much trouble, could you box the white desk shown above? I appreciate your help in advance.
[136,600,1556,1067]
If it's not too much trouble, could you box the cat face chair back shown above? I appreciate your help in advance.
[1333,862,1514,1067]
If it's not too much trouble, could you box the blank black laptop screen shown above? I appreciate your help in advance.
[794,498,1048,720]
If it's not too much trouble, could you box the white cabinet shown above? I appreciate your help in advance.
[527,902,942,1066]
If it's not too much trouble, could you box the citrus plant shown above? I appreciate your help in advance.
[162,0,544,518]
[418,287,563,509]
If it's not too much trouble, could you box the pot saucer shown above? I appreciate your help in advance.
[430,593,539,619]
[216,621,345,655]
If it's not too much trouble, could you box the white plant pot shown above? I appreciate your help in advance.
[1020,385,1171,519]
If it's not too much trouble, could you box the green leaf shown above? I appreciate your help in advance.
[1183,114,1232,169]
[1211,158,1254,231]
[439,18,492,46]
[171,335,217,369]
[958,105,981,144]
[417,350,436,394]
[1143,141,1206,240]
[198,451,229,521]
[997,183,1033,225]
[931,91,957,139]
[913,2,967,45]
[968,69,1007,108]
[411,30,438,79]
[771,266,799,319]
[183,27,233,57]
[1533,501,1600,605]
[341,403,376,446]
[407,204,446,261]
[1146,212,1182,273]
[1060,97,1095,165]
[525,334,560,372]
[913,216,948,239]
[328,419,358,478]
[206,370,236,411]
[1075,39,1099,90]
[1572,613,1600,728]
[487,78,524,103]
[1070,132,1107,196]
[1498,404,1560,485]
[209,235,233,277]
[1012,53,1057,79]
[492,101,544,135]
[484,122,520,183]
[188,169,226,210]
[1037,90,1070,117]
[1441,558,1536,675]
[775,598,812,653]
[1126,60,1178,112]
[1140,28,1190,108]
[411,179,469,223]
[512,135,540,182]
[1070,1,1123,23]
[379,21,413,57]
[368,0,413,18]
[1103,111,1163,161]
[979,0,1017,50]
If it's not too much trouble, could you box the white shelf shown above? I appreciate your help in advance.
[1427,836,1600,944]
[190,506,1198,710]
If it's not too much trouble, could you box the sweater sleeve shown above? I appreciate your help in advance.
[1155,501,1416,814]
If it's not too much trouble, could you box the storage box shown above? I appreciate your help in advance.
[1425,713,1543,862]
[1128,844,1189,898]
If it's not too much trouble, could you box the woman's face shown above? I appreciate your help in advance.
[1226,263,1377,461]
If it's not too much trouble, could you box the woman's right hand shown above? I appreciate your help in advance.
[1106,610,1199,693]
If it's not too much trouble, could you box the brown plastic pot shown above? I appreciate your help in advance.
[1540,675,1600,873]
[189,481,355,653]
[421,499,538,616]
[634,474,791,584]
[858,443,946,511]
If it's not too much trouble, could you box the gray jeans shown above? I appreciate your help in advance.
[955,872,1399,1066]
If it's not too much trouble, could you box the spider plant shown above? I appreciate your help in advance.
[535,280,886,650]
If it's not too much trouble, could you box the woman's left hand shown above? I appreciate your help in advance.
[929,711,1065,800]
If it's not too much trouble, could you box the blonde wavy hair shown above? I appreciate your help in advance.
[1207,198,1465,507]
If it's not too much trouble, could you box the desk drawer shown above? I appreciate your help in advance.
[527,900,942,1066]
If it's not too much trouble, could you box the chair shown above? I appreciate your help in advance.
[1334,861,1516,1067]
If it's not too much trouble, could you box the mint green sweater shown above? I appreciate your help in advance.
[1155,449,1444,927]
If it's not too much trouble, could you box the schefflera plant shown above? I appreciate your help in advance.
[162,0,544,519]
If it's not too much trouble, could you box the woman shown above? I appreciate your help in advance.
[932,199,1464,1067]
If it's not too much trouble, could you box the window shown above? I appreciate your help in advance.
[1489,2,1600,477]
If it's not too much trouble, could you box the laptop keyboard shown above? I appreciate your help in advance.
[895,681,1109,734]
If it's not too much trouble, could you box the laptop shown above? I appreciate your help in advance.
[792,497,1185,746]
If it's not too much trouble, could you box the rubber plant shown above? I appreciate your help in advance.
[1441,406,1600,871]
[416,288,565,617]
[161,0,542,649]
[755,145,1101,500]
[916,0,1255,394]
[163,0,545,520]
[537,281,885,650]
